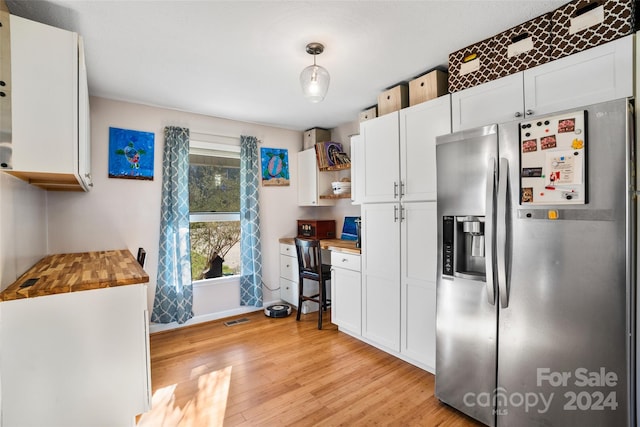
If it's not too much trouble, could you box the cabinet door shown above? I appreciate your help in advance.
[524,35,633,117]
[360,112,400,203]
[331,265,362,335]
[1,284,150,426]
[280,277,298,306]
[297,148,336,206]
[279,254,298,282]
[451,73,524,132]
[400,201,437,372]
[297,148,318,206]
[400,96,451,202]
[361,203,400,351]
[77,36,92,190]
[350,134,363,205]
[10,15,78,175]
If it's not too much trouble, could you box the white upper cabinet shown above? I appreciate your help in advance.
[349,133,363,205]
[523,34,633,116]
[452,35,634,132]
[360,112,400,204]
[361,95,451,204]
[1,13,91,191]
[451,73,524,132]
[297,148,336,206]
[400,96,451,202]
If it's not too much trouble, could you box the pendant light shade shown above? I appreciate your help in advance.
[300,42,330,103]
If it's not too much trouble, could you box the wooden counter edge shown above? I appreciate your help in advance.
[279,237,361,255]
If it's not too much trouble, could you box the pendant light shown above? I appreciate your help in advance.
[300,42,330,103]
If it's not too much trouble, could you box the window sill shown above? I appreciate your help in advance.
[192,275,240,288]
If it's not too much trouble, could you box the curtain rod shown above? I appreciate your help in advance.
[190,131,262,144]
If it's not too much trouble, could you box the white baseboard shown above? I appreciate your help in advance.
[149,298,281,333]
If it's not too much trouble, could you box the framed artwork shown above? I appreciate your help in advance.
[108,127,155,180]
[260,147,290,186]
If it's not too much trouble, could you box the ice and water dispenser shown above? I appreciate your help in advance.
[442,216,486,281]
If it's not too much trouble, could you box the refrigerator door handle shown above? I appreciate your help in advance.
[485,156,496,305]
[497,157,509,308]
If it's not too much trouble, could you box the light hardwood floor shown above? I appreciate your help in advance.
[138,309,484,426]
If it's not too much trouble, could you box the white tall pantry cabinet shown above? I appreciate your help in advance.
[360,95,450,372]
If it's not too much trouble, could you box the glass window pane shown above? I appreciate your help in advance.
[190,221,241,280]
[189,153,240,213]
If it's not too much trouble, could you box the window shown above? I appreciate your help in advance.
[189,139,241,281]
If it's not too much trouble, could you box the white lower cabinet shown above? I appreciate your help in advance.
[362,203,401,351]
[361,201,437,373]
[1,284,150,426]
[330,251,361,335]
[279,242,321,314]
[400,201,437,372]
[279,242,299,306]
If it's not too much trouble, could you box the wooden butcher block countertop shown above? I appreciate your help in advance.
[0,249,149,301]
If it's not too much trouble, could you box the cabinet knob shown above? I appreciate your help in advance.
[514,112,522,118]
[526,109,534,116]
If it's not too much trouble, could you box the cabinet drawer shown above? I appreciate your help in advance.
[280,277,298,306]
[280,254,299,282]
[331,252,361,272]
[279,243,295,256]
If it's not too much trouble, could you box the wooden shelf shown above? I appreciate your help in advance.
[319,163,351,172]
[320,193,351,199]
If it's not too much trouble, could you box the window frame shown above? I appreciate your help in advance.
[188,134,242,284]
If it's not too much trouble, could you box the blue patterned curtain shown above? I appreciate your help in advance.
[152,126,193,324]
[240,135,263,307]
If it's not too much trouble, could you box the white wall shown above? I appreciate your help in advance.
[45,96,327,328]
[0,173,47,289]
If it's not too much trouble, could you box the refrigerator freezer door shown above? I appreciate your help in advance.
[496,100,632,426]
[436,125,499,426]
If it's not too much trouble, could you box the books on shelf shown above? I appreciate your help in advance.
[314,142,351,170]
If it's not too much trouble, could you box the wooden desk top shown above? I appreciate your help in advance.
[279,237,361,255]
[0,249,149,301]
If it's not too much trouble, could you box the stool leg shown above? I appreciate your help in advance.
[323,279,328,311]
[317,279,323,330]
[296,277,303,321]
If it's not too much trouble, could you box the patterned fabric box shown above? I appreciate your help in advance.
[493,13,552,80]
[448,37,497,93]
[551,0,635,60]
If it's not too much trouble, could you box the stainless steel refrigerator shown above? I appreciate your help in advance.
[435,98,634,426]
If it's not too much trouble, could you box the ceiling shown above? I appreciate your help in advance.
[6,0,568,131]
